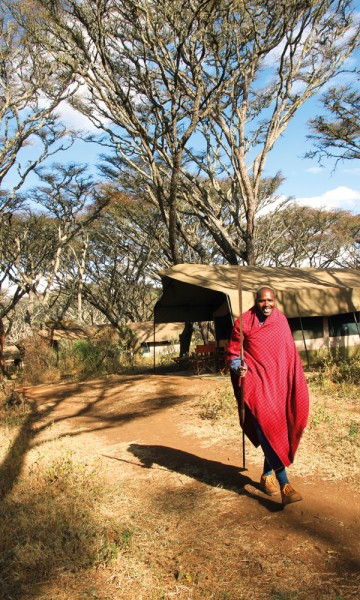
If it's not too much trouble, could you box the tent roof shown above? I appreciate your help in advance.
[154,264,360,321]
[39,325,89,341]
[127,321,184,344]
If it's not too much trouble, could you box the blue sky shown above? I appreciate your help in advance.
[264,95,360,213]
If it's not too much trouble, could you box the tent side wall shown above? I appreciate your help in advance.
[289,312,360,363]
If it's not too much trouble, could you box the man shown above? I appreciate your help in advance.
[227,286,309,506]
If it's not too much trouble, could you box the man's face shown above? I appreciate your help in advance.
[255,288,275,318]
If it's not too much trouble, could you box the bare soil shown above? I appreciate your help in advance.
[23,370,360,599]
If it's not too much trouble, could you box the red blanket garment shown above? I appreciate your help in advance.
[227,306,309,467]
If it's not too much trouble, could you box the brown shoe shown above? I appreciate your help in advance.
[281,483,302,505]
[260,474,279,496]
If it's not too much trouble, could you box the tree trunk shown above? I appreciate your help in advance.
[168,152,182,265]
[179,322,194,357]
[245,206,256,265]
[0,318,10,380]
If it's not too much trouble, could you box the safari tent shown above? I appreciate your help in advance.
[154,264,360,363]
[127,321,184,356]
[38,321,184,356]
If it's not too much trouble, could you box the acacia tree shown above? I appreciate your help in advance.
[255,204,360,267]
[182,0,359,264]
[78,206,160,325]
[0,164,109,326]
[177,172,289,264]
[0,2,81,374]
[306,80,360,163]
[28,0,236,265]
[0,2,77,212]
[65,192,221,326]
[25,0,360,266]
[98,158,226,265]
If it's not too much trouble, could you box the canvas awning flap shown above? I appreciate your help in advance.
[154,264,360,321]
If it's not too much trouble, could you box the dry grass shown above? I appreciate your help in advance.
[0,441,117,598]
[0,367,359,599]
[191,375,360,482]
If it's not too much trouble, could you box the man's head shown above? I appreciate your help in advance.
[255,286,276,319]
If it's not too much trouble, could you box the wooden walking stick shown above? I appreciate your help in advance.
[238,266,246,470]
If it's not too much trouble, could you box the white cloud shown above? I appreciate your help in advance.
[56,99,98,132]
[295,186,360,212]
[305,166,325,174]
[38,84,100,132]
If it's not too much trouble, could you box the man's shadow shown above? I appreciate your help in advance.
[128,443,283,512]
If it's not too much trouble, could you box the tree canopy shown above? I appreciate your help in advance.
[307,81,360,163]
[0,0,359,350]
[23,0,359,264]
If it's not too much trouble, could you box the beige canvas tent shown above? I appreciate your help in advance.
[154,264,360,361]
[127,321,184,355]
[155,264,360,320]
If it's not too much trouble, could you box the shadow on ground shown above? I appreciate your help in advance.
[128,442,284,512]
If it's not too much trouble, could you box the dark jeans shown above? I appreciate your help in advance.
[252,415,284,471]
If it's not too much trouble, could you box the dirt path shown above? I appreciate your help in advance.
[27,372,360,599]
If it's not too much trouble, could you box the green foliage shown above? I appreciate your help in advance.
[71,326,140,377]
[73,338,107,373]
[72,331,129,377]
[12,325,160,386]
[311,403,331,428]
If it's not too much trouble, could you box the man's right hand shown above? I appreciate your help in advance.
[230,357,247,378]
[239,364,247,378]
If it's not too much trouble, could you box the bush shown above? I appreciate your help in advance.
[19,334,60,385]
[319,355,360,385]
[16,327,138,384]
[72,329,128,376]
[311,355,360,398]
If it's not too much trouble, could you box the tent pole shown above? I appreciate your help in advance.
[226,294,234,327]
[299,316,310,370]
[153,313,156,373]
[353,311,360,338]
[237,266,246,470]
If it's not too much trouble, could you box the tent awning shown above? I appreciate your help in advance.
[154,264,360,322]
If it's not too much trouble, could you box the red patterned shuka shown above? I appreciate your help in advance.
[227,306,309,467]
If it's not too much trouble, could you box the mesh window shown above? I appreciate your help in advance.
[328,312,360,337]
[287,316,324,341]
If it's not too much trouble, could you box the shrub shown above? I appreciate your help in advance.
[19,334,60,385]
[318,355,360,385]
[311,354,360,399]
[72,330,126,376]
